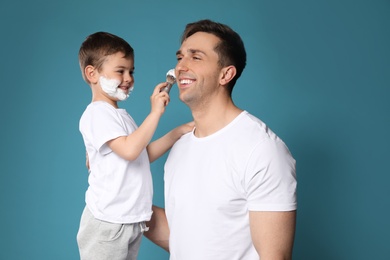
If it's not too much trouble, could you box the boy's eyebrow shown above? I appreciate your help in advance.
[115,65,135,70]
[176,49,206,56]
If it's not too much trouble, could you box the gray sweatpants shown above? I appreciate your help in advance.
[77,207,148,260]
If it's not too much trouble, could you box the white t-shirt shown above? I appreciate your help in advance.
[164,111,297,260]
[80,101,153,224]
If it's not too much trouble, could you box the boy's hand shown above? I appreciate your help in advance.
[177,121,195,135]
[150,83,170,115]
[86,151,90,173]
[171,121,195,140]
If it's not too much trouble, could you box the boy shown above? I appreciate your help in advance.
[76,32,192,260]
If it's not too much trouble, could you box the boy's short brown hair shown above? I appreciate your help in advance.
[79,32,134,83]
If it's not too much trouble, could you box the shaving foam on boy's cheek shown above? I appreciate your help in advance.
[99,76,130,101]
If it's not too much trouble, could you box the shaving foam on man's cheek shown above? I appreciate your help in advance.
[99,76,130,101]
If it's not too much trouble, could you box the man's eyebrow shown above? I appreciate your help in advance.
[176,49,206,56]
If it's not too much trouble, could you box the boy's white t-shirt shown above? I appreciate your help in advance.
[79,101,153,224]
[164,111,297,259]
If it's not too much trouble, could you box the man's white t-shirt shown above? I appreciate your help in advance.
[80,101,153,224]
[164,111,297,259]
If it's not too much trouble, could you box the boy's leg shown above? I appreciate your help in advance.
[76,207,143,260]
[127,222,149,260]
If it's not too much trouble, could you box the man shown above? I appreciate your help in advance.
[145,19,297,260]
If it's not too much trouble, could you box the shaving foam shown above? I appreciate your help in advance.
[99,76,131,101]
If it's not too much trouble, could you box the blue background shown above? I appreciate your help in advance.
[1,0,389,259]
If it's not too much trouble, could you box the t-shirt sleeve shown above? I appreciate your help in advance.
[80,103,128,155]
[244,138,297,211]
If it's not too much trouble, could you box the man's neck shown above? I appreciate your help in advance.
[191,98,242,138]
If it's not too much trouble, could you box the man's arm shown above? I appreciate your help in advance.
[144,205,170,252]
[249,210,296,260]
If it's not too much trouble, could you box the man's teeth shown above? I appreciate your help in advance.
[180,79,194,84]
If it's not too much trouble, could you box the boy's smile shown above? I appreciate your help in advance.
[97,52,135,102]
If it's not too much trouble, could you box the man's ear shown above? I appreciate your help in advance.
[219,66,237,86]
[85,65,99,84]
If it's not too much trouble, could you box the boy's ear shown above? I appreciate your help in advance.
[85,65,99,84]
[219,65,236,86]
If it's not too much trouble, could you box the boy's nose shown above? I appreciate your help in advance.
[124,74,133,83]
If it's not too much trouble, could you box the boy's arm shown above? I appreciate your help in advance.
[147,121,194,162]
[107,83,169,161]
[144,205,170,252]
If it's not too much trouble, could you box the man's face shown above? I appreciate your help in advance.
[175,32,223,106]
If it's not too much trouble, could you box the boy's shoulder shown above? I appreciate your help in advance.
[81,101,114,118]
[88,101,111,108]
[84,101,117,112]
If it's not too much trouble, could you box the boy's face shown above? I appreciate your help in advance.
[98,52,135,101]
